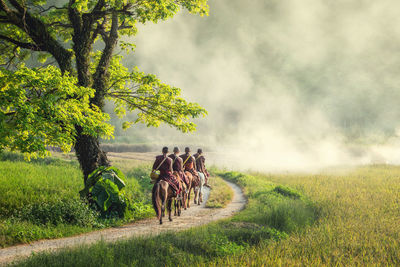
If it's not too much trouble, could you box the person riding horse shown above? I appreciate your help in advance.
[168,147,189,187]
[180,147,198,181]
[152,147,181,195]
[193,148,210,187]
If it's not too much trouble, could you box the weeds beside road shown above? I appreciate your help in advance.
[206,176,234,208]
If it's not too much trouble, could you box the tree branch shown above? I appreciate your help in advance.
[0,34,41,51]
[37,5,66,14]
[4,111,16,116]
[7,0,25,14]
[89,17,107,45]
[68,0,82,34]
[91,11,119,108]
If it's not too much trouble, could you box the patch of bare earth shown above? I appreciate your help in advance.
[0,181,245,266]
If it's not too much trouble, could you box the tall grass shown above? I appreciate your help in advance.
[213,165,400,266]
[11,170,316,266]
[14,165,400,266]
[218,171,318,233]
[12,155,397,266]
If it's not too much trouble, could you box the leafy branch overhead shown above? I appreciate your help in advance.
[0,0,209,160]
[0,0,208,71]
[105,58,207,132]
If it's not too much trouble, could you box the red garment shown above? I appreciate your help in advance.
[194,153,208,184]
[153,155,181,193]
[193,153,207,175]
[180,153,196,171]
[190,169,200,187]
[168,154,189,186]
[180,153,199,185]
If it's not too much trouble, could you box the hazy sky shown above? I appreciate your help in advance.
[111,0,400,170]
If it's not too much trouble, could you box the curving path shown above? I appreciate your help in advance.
[0,180,246,266]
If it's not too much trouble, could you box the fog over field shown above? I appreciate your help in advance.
[110,0,400,171]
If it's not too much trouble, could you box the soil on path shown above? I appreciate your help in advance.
[0,181,246,266]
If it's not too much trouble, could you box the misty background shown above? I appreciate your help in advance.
[105,0,400,171]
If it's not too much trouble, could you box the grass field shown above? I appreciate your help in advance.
[0,152,231,248]
[4,150,400,266]
[0,152,155,247]
[10,164,400,266]
[232,165,400,266]
[11,170,316,266]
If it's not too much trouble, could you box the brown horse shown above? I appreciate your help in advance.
[173,171,186,216]
[152,179,175,224]
[183,171,195,209]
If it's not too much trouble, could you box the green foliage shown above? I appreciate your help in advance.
[106,58,207,133]
[125,165,153,201]
[81,166,129,218]
[0,66,113,159]
[0,0,208,66]
[0,153,153,247]
[0,0,209,159]
[14,199,100,227]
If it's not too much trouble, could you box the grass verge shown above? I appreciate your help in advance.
[205,176,234,208]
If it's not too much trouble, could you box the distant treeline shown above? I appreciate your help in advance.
[101,143,158,153]
[47,143,212,153]
[47,144,157,153]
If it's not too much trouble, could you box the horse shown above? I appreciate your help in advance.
[152,176,177,224]
[173,171,186,216]
[193,172,206,205]
[184,171,194,209]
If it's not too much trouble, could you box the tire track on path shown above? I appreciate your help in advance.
[0,180,245,266]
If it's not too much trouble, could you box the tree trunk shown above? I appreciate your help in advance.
[68,8,113,185]
[73,12,119,185]
[74,126,110,184]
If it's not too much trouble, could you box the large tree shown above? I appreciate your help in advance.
[0,0,208,182]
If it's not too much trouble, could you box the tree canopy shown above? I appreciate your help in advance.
[0,0,208,161]
[0,65,113,158]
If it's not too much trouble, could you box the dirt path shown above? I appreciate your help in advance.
[0,180,246,266]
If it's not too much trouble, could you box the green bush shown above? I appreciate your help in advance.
[14,199,100,227]
[80,166,130,218]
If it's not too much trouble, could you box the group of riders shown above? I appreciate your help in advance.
[151,146,210,224]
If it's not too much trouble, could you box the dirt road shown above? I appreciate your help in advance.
[0,180,245,266]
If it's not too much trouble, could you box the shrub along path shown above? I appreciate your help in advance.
[0,181,245,266]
